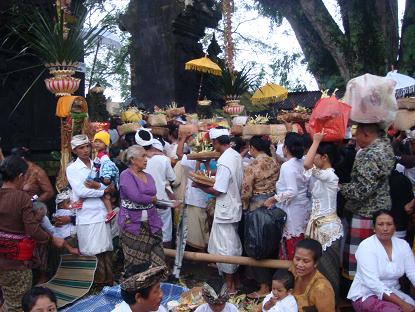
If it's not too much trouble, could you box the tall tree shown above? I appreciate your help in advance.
[256,0,414,89]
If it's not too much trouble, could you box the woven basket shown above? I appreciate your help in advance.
[277,112,310,123]
[394,109,415,130]
[148,114,167,126]
[117,123,140,135]
[187,151,220,160]
[150,126,169,137]
[397,97,415,110]
[189,172,215,187]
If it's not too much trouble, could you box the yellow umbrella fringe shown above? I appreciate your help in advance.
[185,63,222,76]
[251,94,288,105]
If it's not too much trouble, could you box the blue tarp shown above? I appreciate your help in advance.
[60,283,187,312]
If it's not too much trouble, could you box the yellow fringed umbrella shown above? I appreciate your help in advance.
[185,56,222,100]
[185,56,222,76]
[251,82,288,105]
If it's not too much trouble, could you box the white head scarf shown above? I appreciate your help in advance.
[135,128,153,147]
[71,135,90,150]
[209,128,230,140]
[152,138,164,151]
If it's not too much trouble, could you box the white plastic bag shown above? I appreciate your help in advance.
[345,73,397,128]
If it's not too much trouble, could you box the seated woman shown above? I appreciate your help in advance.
[348,209,415,312]
[291,238,335,312]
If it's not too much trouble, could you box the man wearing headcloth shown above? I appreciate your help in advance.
[193,127,243,294]
[66,135,114,285]
[112,263,168,312]
[194,279,238,312]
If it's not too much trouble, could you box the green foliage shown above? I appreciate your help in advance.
[8,2,107,64]
[212,65,257,99]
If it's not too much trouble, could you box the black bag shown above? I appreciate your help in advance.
[244,207,287,259]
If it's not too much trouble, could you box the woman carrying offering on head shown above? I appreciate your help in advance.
[303,132,343,300]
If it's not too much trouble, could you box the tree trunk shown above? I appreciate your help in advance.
[399,0,415,76]
[257,0,403,88]
[257,0,344,89]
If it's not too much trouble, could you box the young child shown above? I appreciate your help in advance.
[22,286,57,312]
[194,279,238,312]
[262,269,297,312]
[92,131,120,223]
[32,198,79,255]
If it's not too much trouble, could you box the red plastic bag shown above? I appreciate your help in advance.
[308,96,351,142]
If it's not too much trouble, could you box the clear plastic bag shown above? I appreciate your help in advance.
[345,73,397,128]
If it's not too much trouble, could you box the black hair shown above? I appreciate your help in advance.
[137,129,152,141]
[230,136,246,153]
[121,262,153,304]
[284,132,304,159]
[249,135,271,156]
[295,238,323,262]
[11,146,31,159]
[272,269,294,290]
[213,127,231,145]
[167,124,179,140]
[372,209,395,225]
[205,278,226,295]
[22,287,57,312]
[0,155,28,182]
[302,134,313,151]
[316,142,340,166]
[357,123,384,137]
[124,133,137,147]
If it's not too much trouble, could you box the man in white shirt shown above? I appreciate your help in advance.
[193,127,243,294]
[112,263,168,312]
[66,135,114,284]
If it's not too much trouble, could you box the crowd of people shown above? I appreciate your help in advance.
[1,102,415,311]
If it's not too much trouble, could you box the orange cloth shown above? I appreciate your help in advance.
[291,268,335,312]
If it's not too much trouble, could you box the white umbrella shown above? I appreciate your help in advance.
[386,71,415,98]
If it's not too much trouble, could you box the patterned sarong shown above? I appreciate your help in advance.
[119,222,165,271]
[342,214,372,280]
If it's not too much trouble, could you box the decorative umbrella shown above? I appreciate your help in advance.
[251,82,288,105]
[386,71,415,98]
[185,56,222,76]
[185,56,222,101]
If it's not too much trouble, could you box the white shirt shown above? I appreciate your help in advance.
[262,293,298,312]
[304,167,343,250]
[66,158,106,225]
[194,303,238,312]
[180,155,209,208]
[347,235,415,305]
[111,301,167,312]
[53,209,76,238]
[144,154,176,201]
[275,158,311,238]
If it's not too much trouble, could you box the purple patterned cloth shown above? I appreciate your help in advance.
[352,296,403,312]
[118,169,162,235]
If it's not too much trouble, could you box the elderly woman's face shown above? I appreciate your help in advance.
[293,248,316,277]
[374,213,395,241]
[131,153,147,171]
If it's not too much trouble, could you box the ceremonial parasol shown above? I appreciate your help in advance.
[251,82,288,105]
[185,56,222,100]
[386,71,415,98]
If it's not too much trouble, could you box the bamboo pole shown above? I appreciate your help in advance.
[164,249,292,269]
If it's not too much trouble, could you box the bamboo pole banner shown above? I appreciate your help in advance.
[164,249,292,269]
